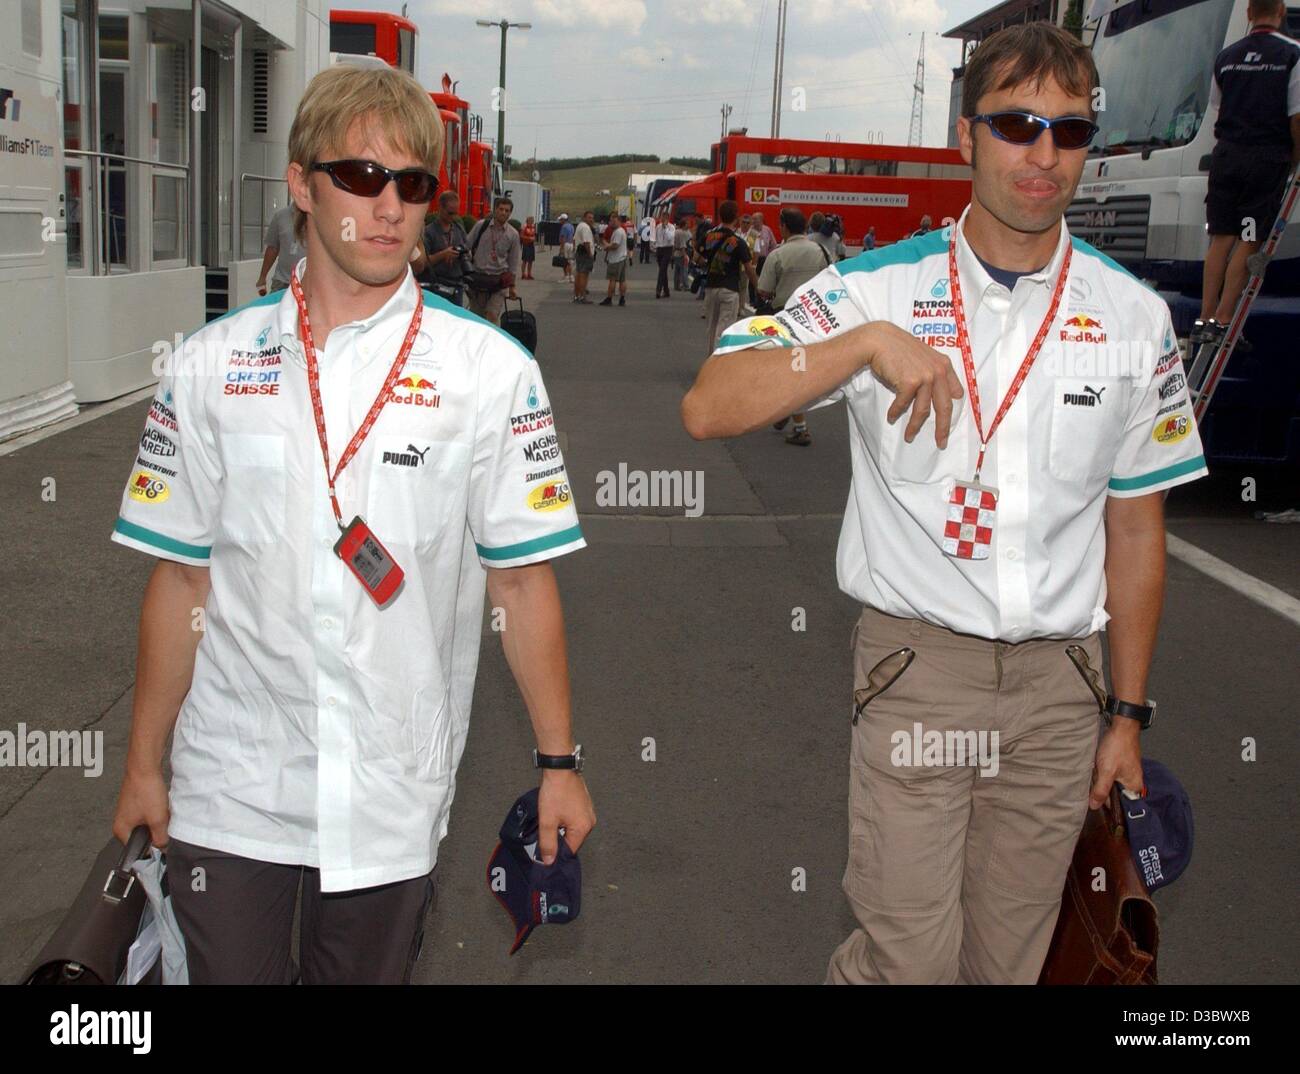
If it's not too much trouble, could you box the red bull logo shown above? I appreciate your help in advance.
[1060,313,1107,343]
[391,374,440,407]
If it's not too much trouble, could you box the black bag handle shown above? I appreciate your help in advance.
[104,825,153,904]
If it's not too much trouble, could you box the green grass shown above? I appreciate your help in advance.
[507,160,705,220]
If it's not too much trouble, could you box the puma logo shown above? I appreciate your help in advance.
[381,444,431,468]
[1063,385,1106,408]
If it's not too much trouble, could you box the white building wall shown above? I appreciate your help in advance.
[0,0,77,438]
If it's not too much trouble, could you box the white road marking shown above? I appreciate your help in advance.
[0,386,156,458]
[1166,533,1300,628]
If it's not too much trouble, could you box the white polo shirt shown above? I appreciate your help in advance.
[712,205,1208,642]
[111,260,584,891]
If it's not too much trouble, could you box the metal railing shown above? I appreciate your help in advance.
[65,149,189,276]
[239,173,288,261]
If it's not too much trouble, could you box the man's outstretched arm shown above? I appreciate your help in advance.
[681,321,964,446]
[487,560,596,865]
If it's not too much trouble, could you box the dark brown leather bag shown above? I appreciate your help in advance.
[22,825,159,985]
[1039,786,1159,985]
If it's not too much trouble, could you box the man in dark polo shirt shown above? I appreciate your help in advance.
[1197,0,1300,344]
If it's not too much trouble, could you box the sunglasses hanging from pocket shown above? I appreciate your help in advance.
[852,646,915,725]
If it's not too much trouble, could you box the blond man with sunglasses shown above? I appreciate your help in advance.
[110,64,594,983]
[684,22,1206,984]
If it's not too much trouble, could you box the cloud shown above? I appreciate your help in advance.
[621,45,671,70]
[533,0,647,30]
[799,0,947,27]
[428,0,647,30]
[664,0,757,27]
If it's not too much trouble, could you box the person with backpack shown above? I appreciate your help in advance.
[697,199,759,350]
[464,196,521,325]
[756,208,832,446]
[693,214,713,303]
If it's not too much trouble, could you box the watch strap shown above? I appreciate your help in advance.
[1104,695,1155,729]
[533,745,583,771]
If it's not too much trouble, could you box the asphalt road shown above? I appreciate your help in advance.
[1,254,1296,984]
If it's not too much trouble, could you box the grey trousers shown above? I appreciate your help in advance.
[166,838,435,984]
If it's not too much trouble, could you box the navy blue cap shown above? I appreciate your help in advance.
[486,787,581,955]
[1120,758,1193,892]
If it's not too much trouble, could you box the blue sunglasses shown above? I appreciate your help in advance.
[971,110,1098,150]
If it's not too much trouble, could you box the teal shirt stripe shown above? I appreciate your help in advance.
[421,289,535,361]
[476,524,584,562]
[1109,455,1207,491]
[716,333,793,349]
[114,517,212,559]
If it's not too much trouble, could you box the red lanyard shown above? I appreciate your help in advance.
[289,268,424,528]
[947,232,1072,480]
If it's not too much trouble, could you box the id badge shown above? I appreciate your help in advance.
[333,515,404,606]
[942,479,998,560]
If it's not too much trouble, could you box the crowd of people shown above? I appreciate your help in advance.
[255,185,918,365]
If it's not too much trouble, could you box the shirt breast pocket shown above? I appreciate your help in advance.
[1048,377,1129,484]
[219,433,286,544]
[365,435,471,550]
[885,418,971,485]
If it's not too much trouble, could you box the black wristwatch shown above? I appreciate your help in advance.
[533,745,584,772]
[1104,695,1156,730]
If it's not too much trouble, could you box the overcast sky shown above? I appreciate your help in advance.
[345,0,1002,160]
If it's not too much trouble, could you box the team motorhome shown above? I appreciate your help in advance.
[1,0,335,431]
[0,0,75,438]
[662,135,972,244]
[1070,0,1300,463]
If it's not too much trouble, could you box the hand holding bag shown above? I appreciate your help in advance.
[1038,785,1159,985]
[23,826,157,985]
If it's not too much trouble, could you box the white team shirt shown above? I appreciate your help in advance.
[112,260,584,890]
[712,205,1208,641]
[573,221,594,255]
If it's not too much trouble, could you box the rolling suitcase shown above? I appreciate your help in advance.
[500,296,537,356]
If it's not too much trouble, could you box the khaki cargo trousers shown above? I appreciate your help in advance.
[827,606,1104,985]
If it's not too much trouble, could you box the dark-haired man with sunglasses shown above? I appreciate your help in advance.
[110,65,593,983]
[683,21,1206,984]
